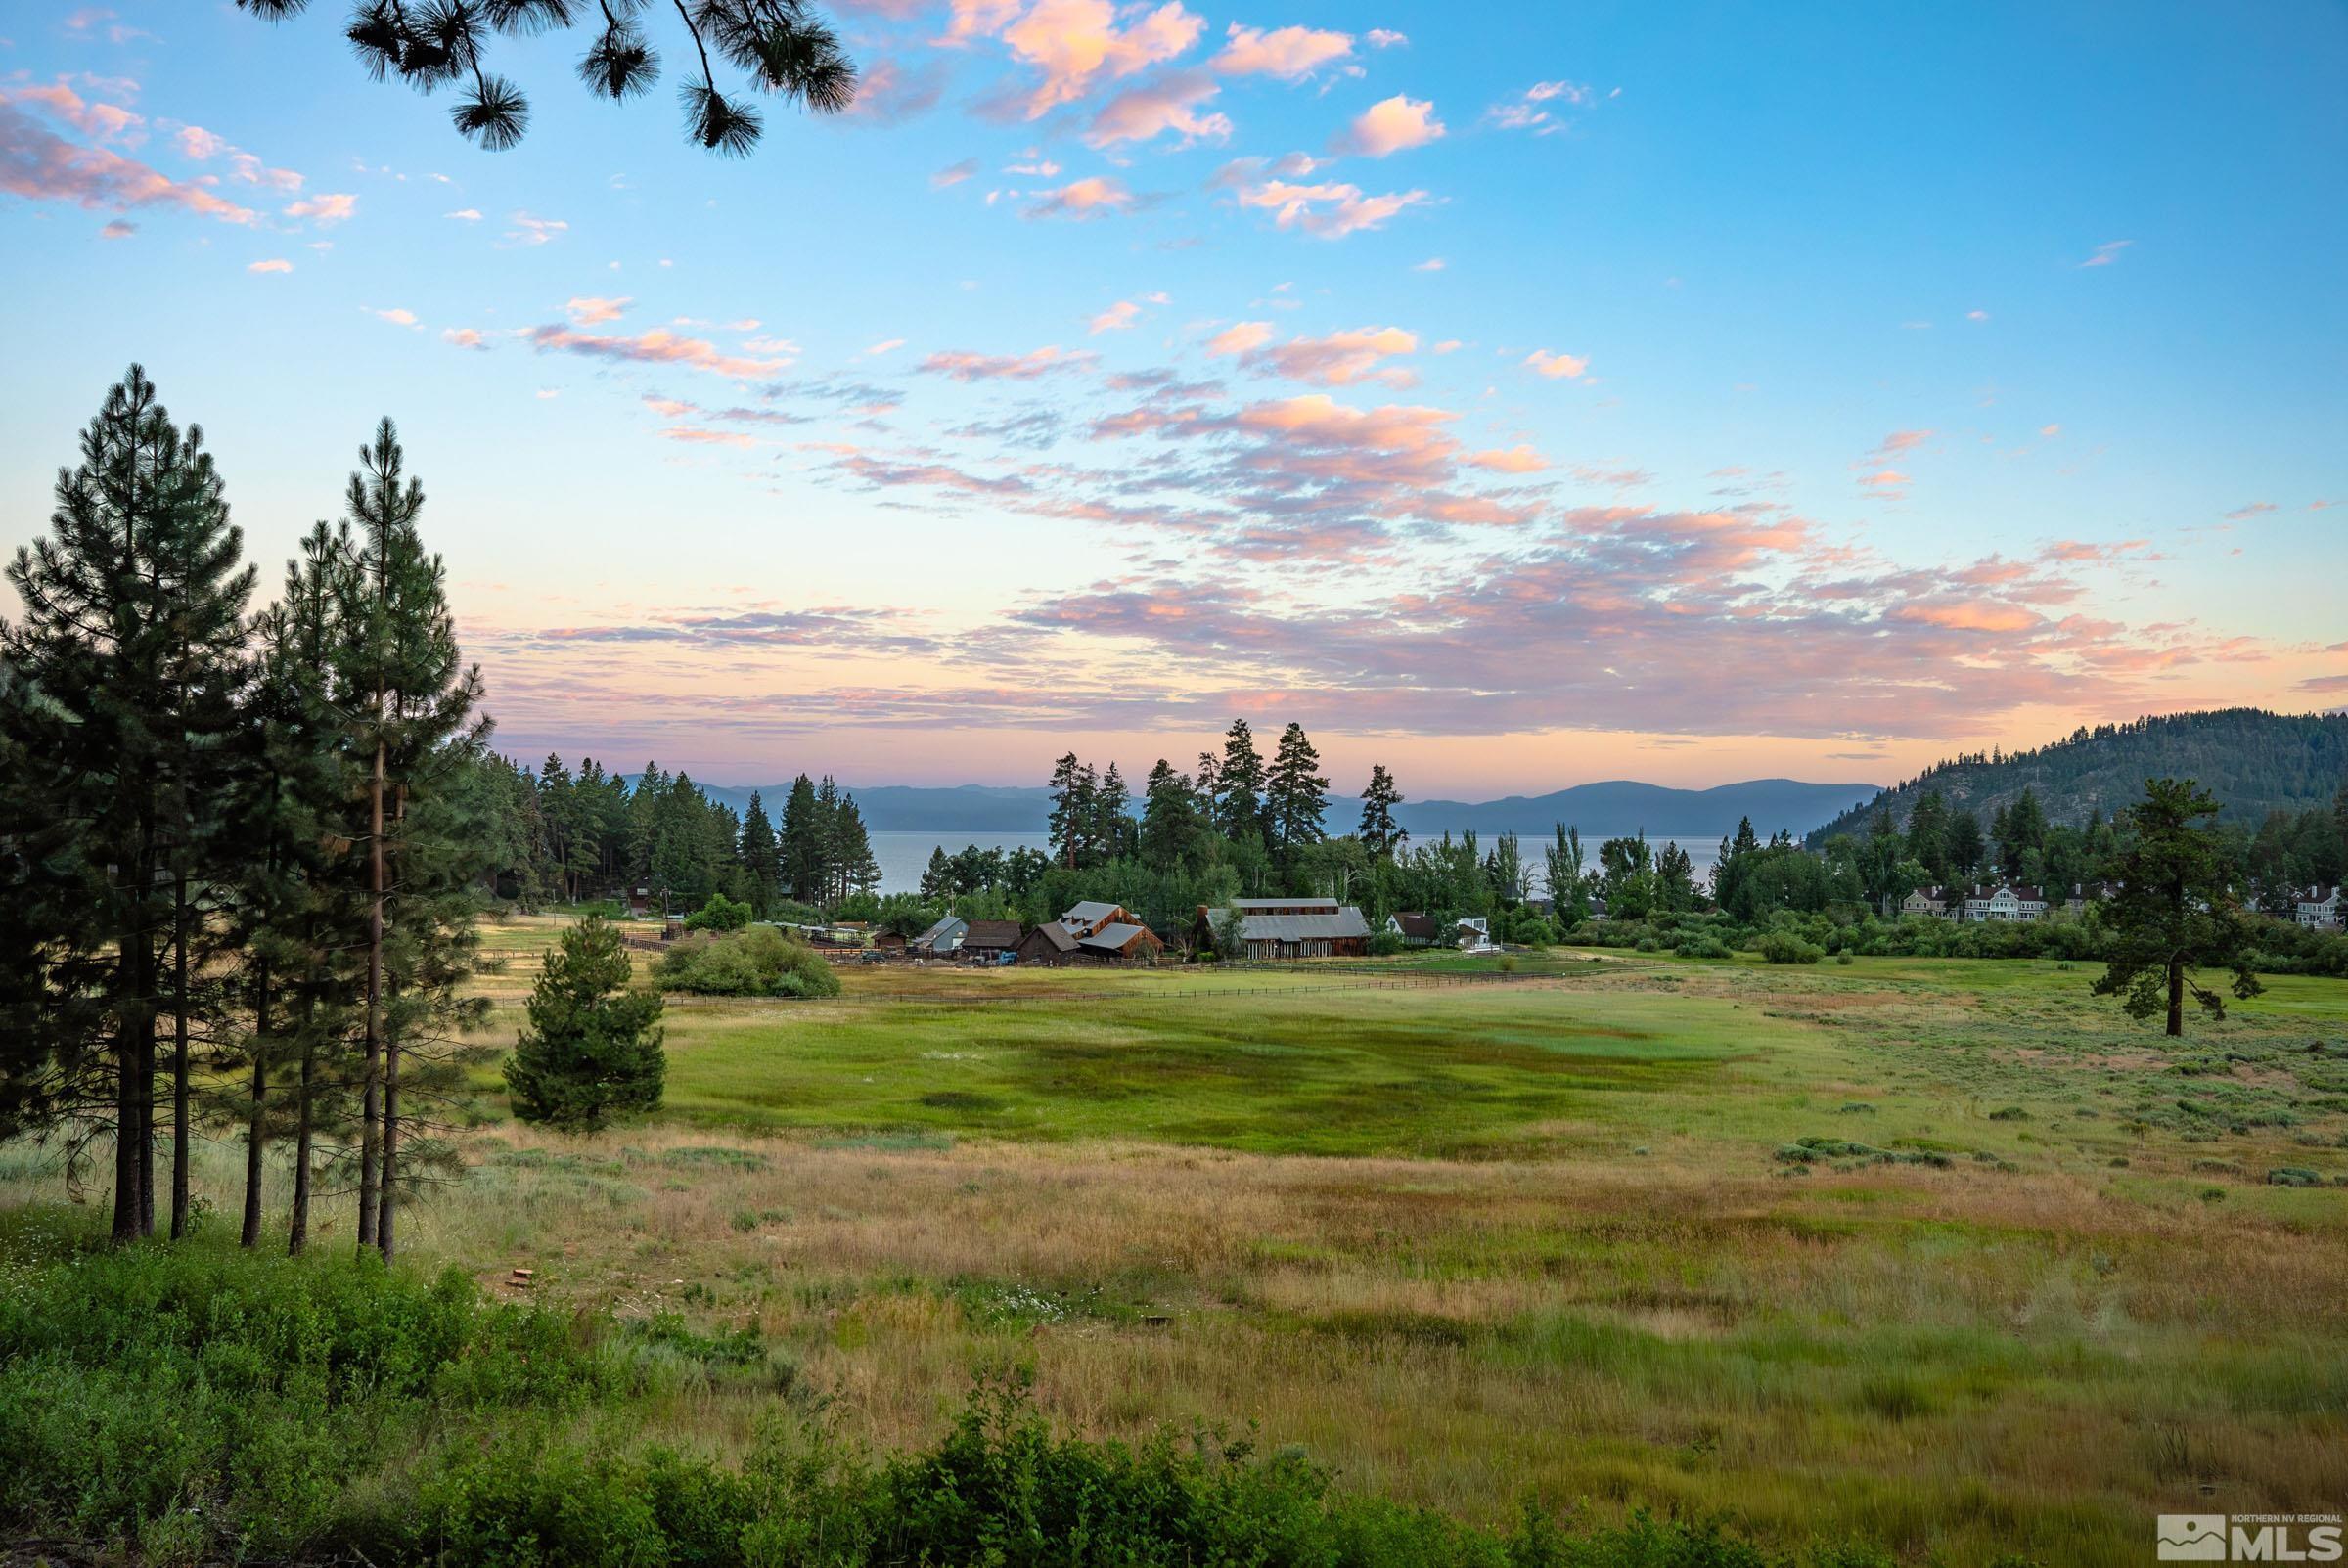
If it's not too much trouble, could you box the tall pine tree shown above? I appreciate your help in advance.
[0,367,254,1243]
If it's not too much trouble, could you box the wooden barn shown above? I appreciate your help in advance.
[1196,899,1372,961]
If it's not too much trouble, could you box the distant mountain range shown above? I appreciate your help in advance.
[668,777,1881,845]
[1805,708,2348,845]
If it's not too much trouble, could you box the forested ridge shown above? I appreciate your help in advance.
[1809,709,2348,845]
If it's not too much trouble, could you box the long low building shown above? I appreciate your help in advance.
[1195,898,1372,960]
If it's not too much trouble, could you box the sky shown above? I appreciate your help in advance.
[3,0,2345,799]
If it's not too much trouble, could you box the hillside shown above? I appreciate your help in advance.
[1391,778,1879,843]
[1808,708,2348,844]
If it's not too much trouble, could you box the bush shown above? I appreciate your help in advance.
[684,892,753,932]
[1367,930,1407,957]
[655,926,841,999]
[1757,931,1825,965]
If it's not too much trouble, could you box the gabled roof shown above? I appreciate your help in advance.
[1233,897,1339,912]
[1080,921,1156,951]
[1389,912,1439,939]
[1061,900,1124,927]
[1222,908,1371,942]
[912,916,966,951]
[963,919,1022,948]
[1024,922,1079,952]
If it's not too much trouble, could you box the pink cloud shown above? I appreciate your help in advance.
[1523,348,1587,379]
[931,157,980,187]
[1332,94,1444,157]
[1210,22,1353,79]
[1468,444,1549,473]
[525,323,789,381]
[2079,239,2132,268]
[919,345,1097,381]
[247,257,292,274]
[976,0,1205,118]
[1084,69,1229,147]
[4,83,144,144]
[283,192,357,225]
[1220,325,1420,387]
[0,103,257,225]
[1024,174,1138,219]
[566,295,632,325]
[1229,176,1428,238]
[1088,300,1142,333]
[1868,428,1933,460]
[1204,320,1274,355]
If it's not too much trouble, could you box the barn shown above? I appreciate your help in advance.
[1196,899,1372,960]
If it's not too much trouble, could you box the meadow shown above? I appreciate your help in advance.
[6,920,2346,1565]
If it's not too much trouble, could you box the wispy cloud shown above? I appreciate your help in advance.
[526,323,790,381]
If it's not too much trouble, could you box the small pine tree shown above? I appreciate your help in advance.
[506,915,666,1131]
[2092,779,2263,1037]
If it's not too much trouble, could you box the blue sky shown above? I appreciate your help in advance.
[3,0,2343,795]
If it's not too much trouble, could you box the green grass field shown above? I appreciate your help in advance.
[9,921,2347,1564]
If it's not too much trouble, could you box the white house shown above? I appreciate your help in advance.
[2297,886,2345,930]
[1455,917,1496,953]
[1962,883,2048,922]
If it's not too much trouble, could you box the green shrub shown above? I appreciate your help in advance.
[685,892,754,932]
[655,926,840,999]
[1757,931,1825,965]
[1368,930,1407,957]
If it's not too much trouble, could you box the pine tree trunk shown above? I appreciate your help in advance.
[2167,958,2185,1038]
[288,1008,314,1257]
[241,961,270,1249]
[170,874,191,1241]
[136,1021,155,1237]
[378,1013,398,1262]
[112,957,142,1245]
[359,728,384,1252]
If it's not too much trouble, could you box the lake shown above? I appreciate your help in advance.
[869,830,1718,896]
[870,830,1054,894]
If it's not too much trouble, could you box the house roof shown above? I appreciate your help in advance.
[1227,909,1371,942]
[1024,922,1079,952]
[912,917,966,950]
[1061,900,1124,927]
[1968,883,2046,902]
[1389,913,1439,938]
[963,919,1022,948]
[1233,897,1340,912]
[1080,921,1155,951]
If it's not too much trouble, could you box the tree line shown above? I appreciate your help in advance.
[467,757,882,917]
